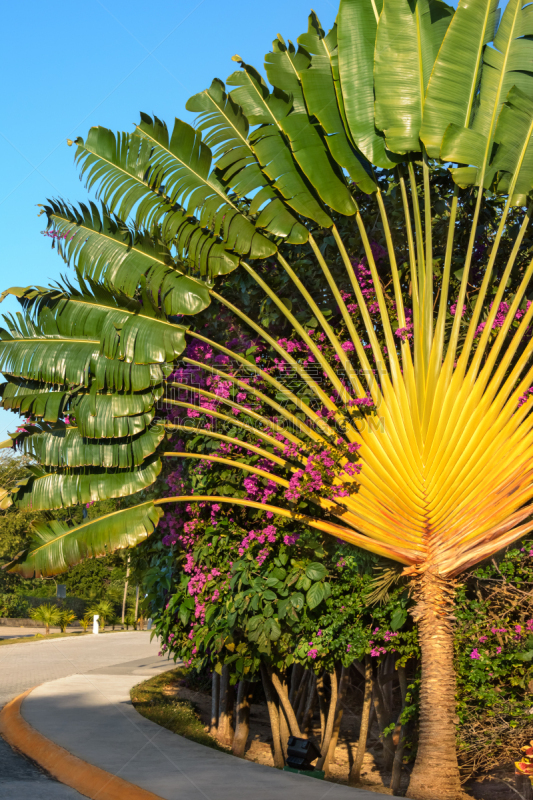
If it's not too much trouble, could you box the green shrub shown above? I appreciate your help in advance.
[58,609,77,633]
[23,596,87,618]
[30,603,62,634]
[0,594,30,618]
[86,600,114,630]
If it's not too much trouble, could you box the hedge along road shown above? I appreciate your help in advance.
[0,630,162,799]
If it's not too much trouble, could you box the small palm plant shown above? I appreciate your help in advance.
[79,614,91,633]
[30,603,61,635]
[3,0,533,795]
[86,600,114,631]
[58,609,77,633]
[124,611,136,631]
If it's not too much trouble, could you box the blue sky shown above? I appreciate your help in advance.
[1,0,507,441]
[0,0,339,440]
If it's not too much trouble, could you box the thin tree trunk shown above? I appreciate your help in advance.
[279,698,290,761]
[349,655,373,787]
[260,664,284,768]
[289,663,303,706]
[316,673,328,744]
[270,671,302,736]
[218,665,235,746]
[406,572,464,800]
[134,584,139,622]
[317,670,338,771]
[210,671,219,736]
[295,670,311,724]
[374,668,395,772]
[302,674,317,735]
[326,665,349,768]
[232,680,252,757]
[121,555,130,624]
[390,665,408,795]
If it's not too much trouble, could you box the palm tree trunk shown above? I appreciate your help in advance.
[406,572,463,800]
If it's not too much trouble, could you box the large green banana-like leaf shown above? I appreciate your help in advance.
[0,311,171,393]
[19,423,164,469]
[0,313,98,388]
[374,0,454,154]
[3,502,163,578]
[491,87,533,204]
[8,455,161,510]
[43,201,212,315]
[337,0,398,168]
[295,15,377,193]
[0,379,72,421]
[0,375,163,438]
[4,279,187,366]
[73,127,264,270]
[186,79,309,244]
[264,36,310,114]
[421,0,500,157]
[226,60,333,227]
[71,390,160,438]
[442,0,533,182]
[134,114,276,260]
[259,33,360,214]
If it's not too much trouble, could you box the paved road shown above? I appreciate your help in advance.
[0,631,163,799]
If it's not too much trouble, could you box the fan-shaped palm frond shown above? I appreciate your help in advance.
[5,1,533,795]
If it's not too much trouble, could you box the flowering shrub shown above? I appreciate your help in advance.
[454,540,533,780]
[137,187,533,779]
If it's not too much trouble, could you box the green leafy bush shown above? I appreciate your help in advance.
[30,603,62,634]
[58,609,77,632]
[0,593,29,618]
[454,540,533,781]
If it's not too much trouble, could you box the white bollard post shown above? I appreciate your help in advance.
[147,618,152,631]
[93,614,99,635]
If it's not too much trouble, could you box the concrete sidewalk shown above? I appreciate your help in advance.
[19,658,379,800]
[0,631,162,799]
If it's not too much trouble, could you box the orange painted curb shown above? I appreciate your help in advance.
[0,688,164,800]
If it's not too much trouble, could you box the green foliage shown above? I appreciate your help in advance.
[0,593,29,618]
[145,505,418,682]
[30,602,62,632]
[453,539,533,778]
[58,609,77,632]
[86,599,114,630]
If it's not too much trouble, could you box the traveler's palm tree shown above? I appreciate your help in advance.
[2,0,533,795]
